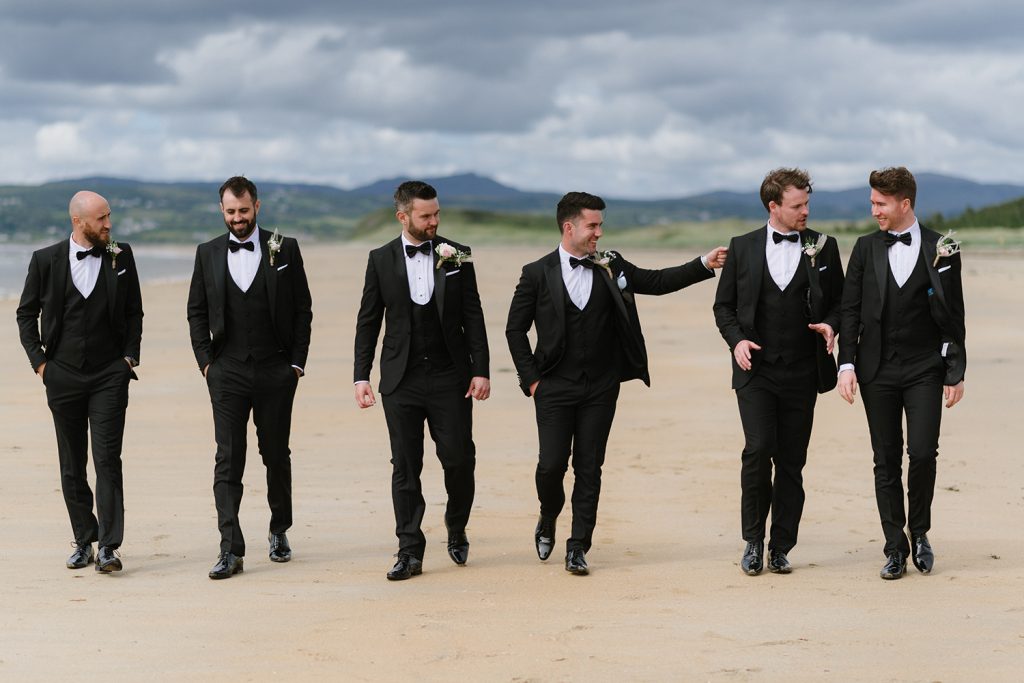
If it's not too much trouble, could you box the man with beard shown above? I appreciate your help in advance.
[713,168,844,576]
[17,190,143,573]
[187,176,313,580]
[353,180,490,581]
[506,191,726,575]
[839,167,966,580]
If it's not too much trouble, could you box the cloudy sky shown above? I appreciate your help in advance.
[2,0,1022,198]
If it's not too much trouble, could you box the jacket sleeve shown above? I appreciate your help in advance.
[820,237,844,334]
[838,237,865,368]
[505,265,540,396]
[120,244,144,363]
[15,252,47,371]
[621,253,714,296]
[458,258,489,378]
[711,237,744,350]
[353,252,384,383]
[186,246,213,371]
[286,239,313,370]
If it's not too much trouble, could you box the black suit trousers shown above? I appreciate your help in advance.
[381,363,475,559]
[206,353,298,556]
[860,352,944,556]
[44,358,132,548]
[533,377,620,553]
[735,358,817,553]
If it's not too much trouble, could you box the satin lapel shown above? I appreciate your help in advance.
[803,229,822,304]
[103,249,118,322]
[601,260,629,319]
[52,241,70,327]
[920,229,948,307]
[872,233,888,305]
[211,234,228,314]
[750,228,767,304]
[258,229,278,326]
[433,243,446,322]
[544,252,565,332]
[391,238,412,319]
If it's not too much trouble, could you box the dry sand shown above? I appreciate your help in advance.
[1,242,1022,682]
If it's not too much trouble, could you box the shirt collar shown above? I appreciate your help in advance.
[229,226,260,245]
[401,234,431,251]
[889,220,920,238]
[69,235,92,253]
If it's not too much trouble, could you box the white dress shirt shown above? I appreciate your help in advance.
[227,229,261,292]
[402,235,434,304]
[559,245,593,310]
[888,220,921,288]
[765,223,801,290]
[68,235,102,298]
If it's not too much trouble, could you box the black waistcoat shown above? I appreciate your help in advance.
[408,294,452,370]
[550,272,619,390]
[223,266,281,361]
[882,251,941,361]
[53,267,118,369]
[756,261,815,364]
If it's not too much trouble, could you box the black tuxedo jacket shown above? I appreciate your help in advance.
[353,235,489,395]
[17,239,143,372]
[187,228,313,371]
[713,227,844,392]
[839,226,966,385]
[506,249,714,397]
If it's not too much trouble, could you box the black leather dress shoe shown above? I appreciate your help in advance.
[912,535,934,574]
[768,549,792,574]
[535,516,556,561]
[880,551,907,580]
[565,549,589,575]
[269,533,291,563]
[447,531,469,566]
[67,543,94,569]
[209,551,244,580]
[387,554,423,581]
[741,541,764,576]
[96,546,123,573]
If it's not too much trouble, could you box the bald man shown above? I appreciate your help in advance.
[17,191,144,573]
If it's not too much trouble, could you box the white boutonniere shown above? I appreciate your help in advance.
[801,234,827,267]
[107,239,122,269]
[435,242,472,270]
[267,228,283,266]
[592,249,618,277]
[933,229,961,267]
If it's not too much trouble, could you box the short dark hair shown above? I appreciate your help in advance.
[556,191,606,232]
[759,168,812,211]
[394,180,438,213]
[869,166,917,209]
[219,176,258,202]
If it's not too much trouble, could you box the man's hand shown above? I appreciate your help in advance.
[808,322,836,354]
[529,380,539,396]
[705,246,728,269]
[466,376,491,401]
[944,381,965,408]
[838,369,858,404]
[733,339,761,371]
[36,362,46,380]
[294,367,302,379]
[354,382,376,409]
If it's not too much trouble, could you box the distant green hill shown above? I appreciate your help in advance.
[933,195,1024,229]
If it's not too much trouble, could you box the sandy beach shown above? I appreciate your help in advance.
[2,242,1022,681]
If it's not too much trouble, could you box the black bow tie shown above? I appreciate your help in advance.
[569,256,594,269]
[405,242,432,258]
[228,240,255,253]
[76,245,104,260]
[884,232,912,247]
[772,231,799,244]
